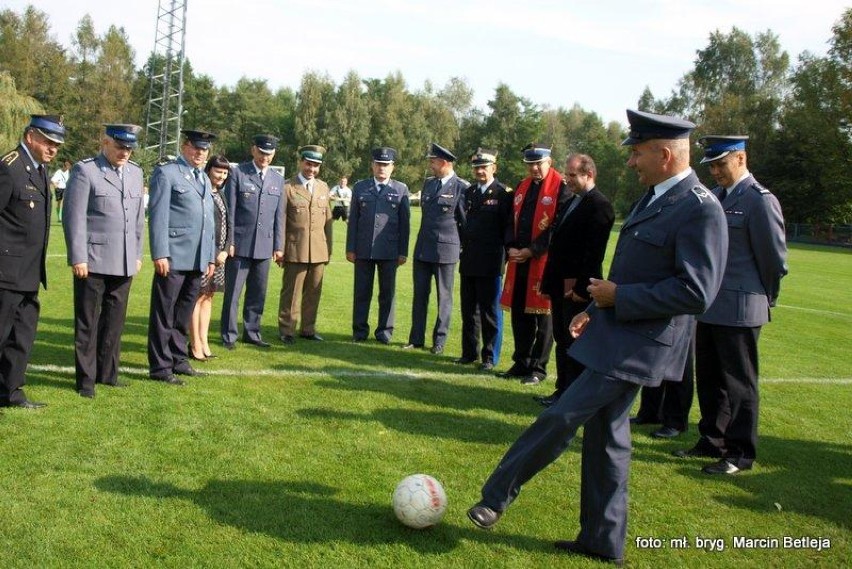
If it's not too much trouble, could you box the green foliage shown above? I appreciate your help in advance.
[0,71,44,150]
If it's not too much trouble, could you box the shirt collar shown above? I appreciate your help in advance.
[297,173,313,186]
[726,171,751,193]
[653,168,693,199]
[19,141,40,168]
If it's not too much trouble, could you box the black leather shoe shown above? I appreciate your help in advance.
[497,366,527,378]
[537,393,560,407]
[480,361,494,371]
[554,540,624,566]
[467,504,502,530]
[430,345,444,355]
[223,342,236,351]
[521,372,545,385]
[702,458,749,475]
[454,357,476,365]
[300,333,324,341]
[673,443,722,459]
[402,343,423,350]
[101,380,129,388]
[352,337,366,343]
[243,337,271,348]
[156,374,185,386]
[174,366,206,377]
[280,335,295,345]
[204,353,217,359]
[630,416,660,425]
[376,337,391,345]
[189,353,208,362]
[78,390,95,399]
[651,426,683,439]
[2,399,47,409]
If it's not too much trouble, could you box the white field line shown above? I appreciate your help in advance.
[27,364,852,385]
[774,303,852,318]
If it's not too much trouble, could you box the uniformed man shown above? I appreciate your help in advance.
[63,124,145,398]
[0,114,65,409]
[497,143,564,385]
[455,148,511,371]
[675,135,788,475]
[346,147,410,343]
[537,153,615,406]
[404,143,467,355]
[277,145,333,344]
[147,129,217,385]
[467,110,728,566]
[220,134,286,349]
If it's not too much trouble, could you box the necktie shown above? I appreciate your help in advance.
[306,181,313,195]
[635,186,655,213]
[719,187,728,202]
[435,179,443,194]
[193,169,201,184]
[259,169,264,183]
[116,167,124,190]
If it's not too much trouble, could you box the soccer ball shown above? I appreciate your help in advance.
[392,474,448,529]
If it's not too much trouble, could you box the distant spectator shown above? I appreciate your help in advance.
[330,176,352,222]
[51,159,71,221]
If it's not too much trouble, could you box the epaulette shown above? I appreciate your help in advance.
[752,181,770,195]
[127,159,142,170]
[690,186,715,204]
[1,150,19,166]
[81,157,96,163]
[458,178,471,189]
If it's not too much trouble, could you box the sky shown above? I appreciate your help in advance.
[5,0,849,126]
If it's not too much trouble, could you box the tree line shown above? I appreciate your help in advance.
[1,5,850,222]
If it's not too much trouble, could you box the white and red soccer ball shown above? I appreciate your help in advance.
[392,474,448,529]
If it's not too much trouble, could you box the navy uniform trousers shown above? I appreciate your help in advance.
[635,322,696,431]
[73,273,133,393]
[408,260,456,348]
[221,256,271,344]
[480,368,640,560]
[353,259,398,342]
[0,290,40,404]
[459,275,503,365]
[148,270,202,378]
[509,262,552,376]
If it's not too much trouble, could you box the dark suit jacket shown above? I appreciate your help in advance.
[542,187,615,297]
[413,174,468,264]
[459,179,512,277]
[569,171,728,387]
[0,144,51,291]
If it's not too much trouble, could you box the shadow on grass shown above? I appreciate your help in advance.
[94,476,552,554]
[298,407,533,446]
[630,433,852,529]
[314,375,541,418]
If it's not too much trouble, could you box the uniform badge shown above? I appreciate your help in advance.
[29,201,35,209]
[691,187,713,203]
[541,196,553,206]
[441,193,454,199]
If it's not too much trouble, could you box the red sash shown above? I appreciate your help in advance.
[500,167,561,314]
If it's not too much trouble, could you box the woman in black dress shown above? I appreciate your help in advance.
[190,154,230,360]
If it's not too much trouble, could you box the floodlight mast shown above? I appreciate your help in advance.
[144,0,188,160]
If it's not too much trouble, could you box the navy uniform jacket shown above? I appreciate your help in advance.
[225,161,285,259]
[346,178,410,260]
[459,179,511,277]
[63,154,145,276]
[542,187,615,296]
[148,156,215,271]
[413,174,468,263]
[698,175,787,327]
[569,172,728,387]
[0,144,50,291]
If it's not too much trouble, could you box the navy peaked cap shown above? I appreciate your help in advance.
[522,143,551,163]
[29,114,66,144]
[181,129,217,149]
[372,147,397,163]
[105,124,142,149]
[426,142,456,162]
[698,135,749,164]
[621,109,696,146]
[253,134,279,154]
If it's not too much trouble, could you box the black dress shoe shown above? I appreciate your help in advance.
[651,426,683,439]
[78,390,95,399]
[101,380,129,388]
[497,366,528,378]
[554,540,624,566]
[280,335,295,345]
[402,343,423,350]
[376,337,391,345]
[155,374,185,386]
[702,458,746,475]
[300,333,324,341]
[2,399,47,409]
[243,337,271,348]
[204,353,217,359]
[479,361,494,371]
[521,372,545,385]
[454,357,476,365]
[189,353,208,362]
[430,345,444,355]
[467,504,502,530]
[537,393,561,407]
[352,337,366,343]
[673,445,722,459]
[223,342,236,351]
[174,366,206,377]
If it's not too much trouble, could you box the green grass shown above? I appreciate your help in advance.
[1,211,850,568]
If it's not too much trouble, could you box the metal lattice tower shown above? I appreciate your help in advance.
[144,0,188,159]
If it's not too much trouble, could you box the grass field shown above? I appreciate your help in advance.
[1,210,850,568]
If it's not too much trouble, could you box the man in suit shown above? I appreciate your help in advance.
[497,143,564,386]
[220,134,285,349]
[456,148,511,371]
[346,147,410,344]
[404,143,467,355]
[277,145,333,344]
[537,153,615,406]
[0,115,65,409]
[63,124,145,398]
[147,130,217,385]
[675,135,787,475]
[467,110,728,566]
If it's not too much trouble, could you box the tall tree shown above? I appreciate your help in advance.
[0,71,44,151]
[326,70,370,181]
